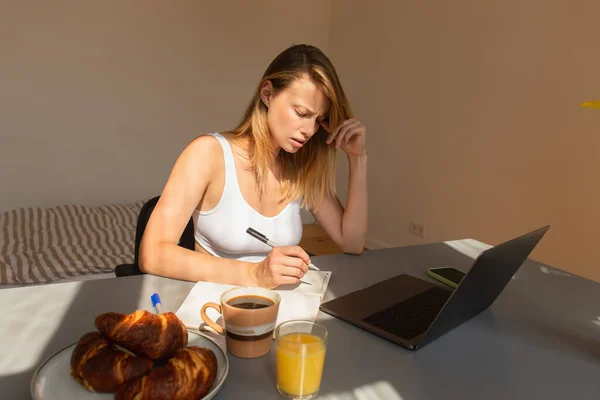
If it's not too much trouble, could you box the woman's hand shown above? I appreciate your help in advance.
[321,118,367,157]
[251,246,310,288]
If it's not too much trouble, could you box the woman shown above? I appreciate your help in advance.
[139,44,368,289]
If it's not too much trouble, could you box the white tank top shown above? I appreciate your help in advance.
[192,133,303,263]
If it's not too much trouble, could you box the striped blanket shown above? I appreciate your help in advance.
[0,201,144,285]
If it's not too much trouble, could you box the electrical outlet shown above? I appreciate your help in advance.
[409,221,426,237]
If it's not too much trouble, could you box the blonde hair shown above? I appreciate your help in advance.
[231,44,352,210]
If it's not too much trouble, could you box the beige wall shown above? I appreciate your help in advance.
[3,0,599,281]
[329,0,600,281]
[0,0,331,225]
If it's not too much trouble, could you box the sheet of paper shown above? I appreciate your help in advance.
[277,270,331,299]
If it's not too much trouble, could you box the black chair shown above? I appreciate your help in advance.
[114,196,195,277]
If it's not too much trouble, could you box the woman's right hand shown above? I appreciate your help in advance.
[251,246,310,288]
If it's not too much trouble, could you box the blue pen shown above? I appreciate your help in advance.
[151,293,162,314]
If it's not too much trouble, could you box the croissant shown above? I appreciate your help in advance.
[95,310,188,360]
[115,346,218,400]
[70,331,153,393]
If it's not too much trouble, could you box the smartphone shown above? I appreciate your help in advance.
[427,267,465,289]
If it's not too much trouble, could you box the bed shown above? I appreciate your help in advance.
[0,200,145,287]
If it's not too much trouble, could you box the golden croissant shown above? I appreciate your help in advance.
[95,310,188,360]
[115,346,218,400]
[70,331,153,393]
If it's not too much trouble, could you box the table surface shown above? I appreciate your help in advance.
[2,238,599,399]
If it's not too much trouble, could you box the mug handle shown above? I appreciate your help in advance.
[200,302,225,335]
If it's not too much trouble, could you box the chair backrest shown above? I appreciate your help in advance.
[132,195,195,272]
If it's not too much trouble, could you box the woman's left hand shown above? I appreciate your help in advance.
[321,118,366,157]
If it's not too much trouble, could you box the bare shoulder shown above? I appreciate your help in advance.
[178,134,224,171]
[187,134,223,157]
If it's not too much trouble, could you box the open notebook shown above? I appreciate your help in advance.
[175,270,331,348]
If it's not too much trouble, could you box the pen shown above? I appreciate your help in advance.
[151,293,162,314]
[246,227,320,271]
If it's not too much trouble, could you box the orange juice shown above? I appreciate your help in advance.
[276,333,326,397]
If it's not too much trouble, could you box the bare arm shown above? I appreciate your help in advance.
[311,118,368,254]
[311,154,368,254]
[139,136,257,285]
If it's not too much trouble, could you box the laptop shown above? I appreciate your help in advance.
[319,226,550,350]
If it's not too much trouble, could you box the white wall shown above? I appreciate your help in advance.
[329,0,600,282]
[0,0,331,223]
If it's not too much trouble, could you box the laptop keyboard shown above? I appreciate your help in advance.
[362,286,451,340]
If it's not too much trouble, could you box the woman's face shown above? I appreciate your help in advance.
[262,75,330,153]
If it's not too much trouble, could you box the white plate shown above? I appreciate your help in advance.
[31,330,229,400]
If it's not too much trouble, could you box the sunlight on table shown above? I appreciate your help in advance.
[442,239,491,260]
[316,380,404,400]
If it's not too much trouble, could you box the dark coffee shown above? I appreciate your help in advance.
[227,295,274,310]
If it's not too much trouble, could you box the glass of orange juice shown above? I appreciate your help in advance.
[275,320,328,399]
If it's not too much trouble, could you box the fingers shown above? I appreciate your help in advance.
[335,119,362,149]
[343,125,365,145]
[279,246,311,267]
[267,251,307,274]
[327,118,353,144]
[266,247,310,287]
[260,263,302,288]
[277,264,305,279]
[327,118,365,149]
[274,256,307,277]
[269,265,302,288]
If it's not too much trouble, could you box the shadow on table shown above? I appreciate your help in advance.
[1,275,145,399]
